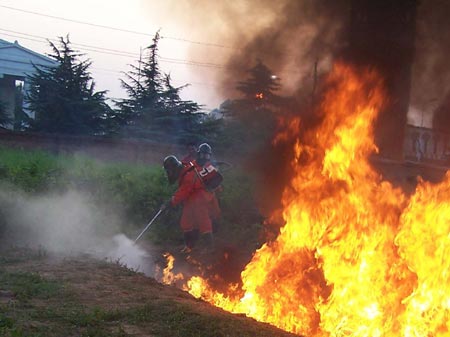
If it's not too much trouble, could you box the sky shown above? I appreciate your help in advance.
[0,0,233,110]
[1,0,450,126]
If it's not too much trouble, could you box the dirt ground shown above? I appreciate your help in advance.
[0,246,299,337]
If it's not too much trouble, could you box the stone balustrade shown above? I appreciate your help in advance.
[403,125,450,165]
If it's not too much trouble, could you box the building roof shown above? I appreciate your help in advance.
[0,38,57,79]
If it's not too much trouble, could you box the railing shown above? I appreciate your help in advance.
[404,125,450,166]
[0,125,448,168]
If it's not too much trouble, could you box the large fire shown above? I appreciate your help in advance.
[177,63,450,336]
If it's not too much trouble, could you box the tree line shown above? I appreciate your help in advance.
[1,33,285,152]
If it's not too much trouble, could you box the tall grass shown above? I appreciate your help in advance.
[0,147,261,246]
[0,147,61,192]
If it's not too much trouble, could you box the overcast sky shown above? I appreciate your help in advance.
[0,0,235,110]
[2,0,449,127]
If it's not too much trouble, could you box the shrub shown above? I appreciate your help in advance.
[0,147,261,247]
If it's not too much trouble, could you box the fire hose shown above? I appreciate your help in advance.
[134,208,163,244]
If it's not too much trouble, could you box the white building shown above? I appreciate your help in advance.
[0,39,56,128]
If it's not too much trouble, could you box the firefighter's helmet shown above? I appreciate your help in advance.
[163,155,183,184]
[197,143,212,155]
[197,143,212,166]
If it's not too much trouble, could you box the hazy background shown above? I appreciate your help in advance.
[0,186,155,275]
[1,0,450,122]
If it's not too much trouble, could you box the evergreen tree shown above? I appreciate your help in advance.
[161,74,205,139]
[117,32,204,142]
[222,60,281,122]
[26,36,114,135]
[0,100,12,128]
[236,59,281,103]
[215,61,281,154]
[13,83,30,131]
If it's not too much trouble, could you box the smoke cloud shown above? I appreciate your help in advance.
[141,0,450,218]
[0,187,155,276]
[143,0,348,101]
[144,0,450,127]
[143,0,350,217]
[217,0,348,100]
[410,0,450,130]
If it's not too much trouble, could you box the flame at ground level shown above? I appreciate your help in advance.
[184,64,450,336]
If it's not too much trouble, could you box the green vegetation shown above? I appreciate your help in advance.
[116,31,205,143]
[21,33,284,161]
[0,100,12,128]
[0,146,261,246]
[0,147,61,192]
[0,148,287,336]
[0,248,297,337]
[26,36,114,135]
[0,271,61,301]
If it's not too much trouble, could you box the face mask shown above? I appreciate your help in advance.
[197,153,210,166]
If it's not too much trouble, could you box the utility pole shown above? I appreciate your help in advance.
[137,47,142,84]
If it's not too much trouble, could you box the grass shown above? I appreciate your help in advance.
[0,248,298,337]
[0,146,263,248]
[0,271,61,301]
[0,247,47,266]
[0,266,127,337]
[0,289,291,337]
[0,147,276,335]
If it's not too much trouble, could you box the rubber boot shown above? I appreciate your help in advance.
[200,232,215,254]
[191,229,200,246]
[181,231,194,253]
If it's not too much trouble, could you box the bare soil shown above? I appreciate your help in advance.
[0,246,299,337]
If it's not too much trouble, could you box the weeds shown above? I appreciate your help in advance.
[0,147,261,247]
[0,271,62,301]
[0,247,48,266]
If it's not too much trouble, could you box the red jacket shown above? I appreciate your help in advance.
[192,159,222,221]
[171,164,203,206]
[181,154,196,165]
[170,163,212,233]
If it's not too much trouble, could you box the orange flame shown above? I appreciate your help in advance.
[184,63,450,336]
[161,253,184,285]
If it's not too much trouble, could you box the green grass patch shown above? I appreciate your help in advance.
[0,313,14,329]
[0,281,127,337]
[0,271,62,301]
[0,147,262,247]
[0,147,62,193]
[121,299,280,337]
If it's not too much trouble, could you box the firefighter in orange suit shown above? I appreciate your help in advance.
[181,141,197,165]
[162,155,213,253]
[194,143,222,226]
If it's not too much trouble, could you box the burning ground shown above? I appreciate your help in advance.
[165,64,450,336]
[1,62,449,336]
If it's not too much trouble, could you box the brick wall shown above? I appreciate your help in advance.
[0,130,183,165]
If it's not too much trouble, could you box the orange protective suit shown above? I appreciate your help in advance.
[192,159,222,222]
[170,164,212,234]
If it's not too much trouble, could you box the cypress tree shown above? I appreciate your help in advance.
[26,36,114,135]
[0,100,12,128]
[117,32,204,142]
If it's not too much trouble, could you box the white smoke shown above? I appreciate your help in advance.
[0,187,156,276]
[107,233,155,276]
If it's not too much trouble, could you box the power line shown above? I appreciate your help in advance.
[0,28,225,69]
[0,3,233,49]
[0,31,229,89]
